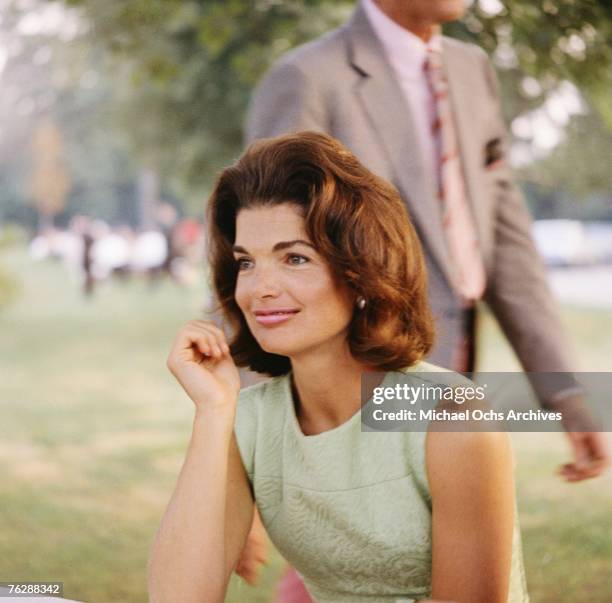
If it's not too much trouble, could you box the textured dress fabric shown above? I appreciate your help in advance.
[234,362,530,603]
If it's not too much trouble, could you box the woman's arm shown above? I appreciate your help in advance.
[148,321,255,603]
[426,429,515,603]
[234,508,268,584]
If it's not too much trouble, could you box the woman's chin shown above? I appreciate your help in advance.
[260,344,295,358]
[256,337,295,358]
[257,337,311,359]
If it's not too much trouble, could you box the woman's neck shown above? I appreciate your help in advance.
[289,341,369,435]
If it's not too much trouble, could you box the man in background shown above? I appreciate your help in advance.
[246,0,607,481]
[242,0,608,599]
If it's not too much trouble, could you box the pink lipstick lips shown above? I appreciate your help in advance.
[253,308,300,325]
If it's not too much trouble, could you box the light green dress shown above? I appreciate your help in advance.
[234,362,529,603]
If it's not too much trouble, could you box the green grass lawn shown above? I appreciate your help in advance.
[1,247,611,602]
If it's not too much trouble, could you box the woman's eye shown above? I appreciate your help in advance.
[236,257,254,271]
[287,254,309,265]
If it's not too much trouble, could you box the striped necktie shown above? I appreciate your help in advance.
[423,45,486,303]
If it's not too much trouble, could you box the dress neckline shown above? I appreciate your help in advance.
[282,369,401,440]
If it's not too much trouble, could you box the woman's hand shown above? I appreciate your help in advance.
[167,320,240,413]
[150,321,253,603]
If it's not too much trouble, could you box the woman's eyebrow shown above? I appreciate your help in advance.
[273,239,315,252]
[232,240,315,254]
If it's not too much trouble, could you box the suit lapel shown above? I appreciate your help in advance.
[442,39,491,260]
[345,7,454,285]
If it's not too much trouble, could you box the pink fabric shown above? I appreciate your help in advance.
[275,567,313,603]
[362,0,438,188]
[424,46,486,303]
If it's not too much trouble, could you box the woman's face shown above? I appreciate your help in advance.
[233,203,354,359]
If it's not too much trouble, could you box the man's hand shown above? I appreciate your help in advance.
[555,394,609,482]
[235,508,268,585]
[559,431,609,482]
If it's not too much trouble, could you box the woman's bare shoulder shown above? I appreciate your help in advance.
[426,428,513,494]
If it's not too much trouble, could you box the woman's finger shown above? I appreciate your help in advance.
[187,321,231,356]
[169,327,220,364]
[192,330,223,359]
[195,322,231,354]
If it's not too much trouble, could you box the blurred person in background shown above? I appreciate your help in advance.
[91,220,132,282]
[171,217,205,286]
[245,1,608,599]
[29,219,101,297]
[130,228,168,282]
[27,213,203,296]
[149,132,529,603]
[70,215,95,298]
[246,0,608,481]
[155,202,180,280]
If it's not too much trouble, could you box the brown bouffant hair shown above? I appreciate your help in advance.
[207,131,434,376]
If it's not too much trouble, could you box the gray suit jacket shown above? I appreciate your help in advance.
[245,6,574,397]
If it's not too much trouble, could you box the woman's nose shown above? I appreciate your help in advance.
[251,265,281,298]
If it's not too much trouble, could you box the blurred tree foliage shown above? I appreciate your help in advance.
[30,119,71,229]
[0,1,140,229]
[446,0,612,124]
[521,109,612,219]
[3,0,610,220]
[58,0,353,195]
[57,0,611,200]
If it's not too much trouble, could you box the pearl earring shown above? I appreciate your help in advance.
[356,296,366,309]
